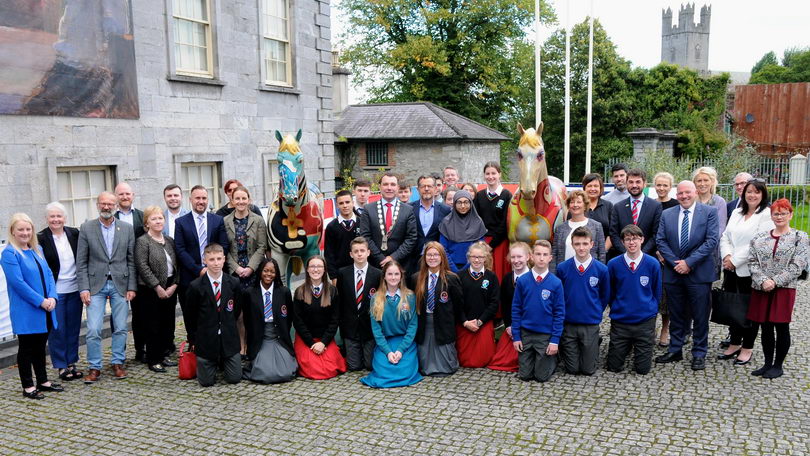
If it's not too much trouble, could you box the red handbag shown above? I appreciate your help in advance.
[178,341,197,380]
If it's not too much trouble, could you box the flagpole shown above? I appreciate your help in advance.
[563,0,570,184]
[585,0,595,174]
[535,0,542,125]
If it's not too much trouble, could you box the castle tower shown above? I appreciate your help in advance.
[661,3,711,74]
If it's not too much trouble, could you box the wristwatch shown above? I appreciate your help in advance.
[476,319,483,327]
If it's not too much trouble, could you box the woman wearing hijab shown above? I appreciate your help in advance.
[439,190,488,272]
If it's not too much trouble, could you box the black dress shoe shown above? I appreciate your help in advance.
[717,349,741,360]
[22,389,45,400]
[751,364,772,376]
[763,366,784,379]
[148,364,167,373]
[691,357,706,371]
[733,356,752,366]
[655,352,683,364]
[161,358,178,367]
[37,383,64,392]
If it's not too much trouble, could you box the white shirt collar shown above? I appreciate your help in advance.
[487,185,503,196]
[470,266,486,275]
[575,256,593,270]
[354,263,368,276]
[623,253,642,267]
[338,213,356,223]
[531,268,549,282]
[207,272,223,284]
[381,197,397,205]
[680,201,697,212]
[261,282,274,296]
[386,288,402,298]
[631,193,645,203]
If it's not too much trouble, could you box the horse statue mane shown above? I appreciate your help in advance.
[507,122,567,244]
[267,129,324,286]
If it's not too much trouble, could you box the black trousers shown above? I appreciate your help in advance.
[17,315,53,389]
[130,294,145,357]
[606,317,656,375]
[722,270,758,349]
[138,285,178,365]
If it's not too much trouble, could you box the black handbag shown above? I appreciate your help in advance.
[793,235,808,280]
[710,289,751,328]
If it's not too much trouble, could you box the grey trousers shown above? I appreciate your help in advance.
[344,338,375,371]
[559,323,601,375]
[197,352,242,387]
[606,317,656,375]
[517,329,557,382]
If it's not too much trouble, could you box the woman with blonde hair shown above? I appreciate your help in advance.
[2,213,62,399]
[361,261,422,388]
[552,190,606,272]
[488,241,533,372]
[455,241,500,367]
[692,167,728,234]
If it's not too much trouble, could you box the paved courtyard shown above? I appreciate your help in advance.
[2,285,809,455]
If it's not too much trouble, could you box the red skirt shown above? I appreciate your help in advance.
[294,335,347,380]
[487,331,518,372]
[455,322,495,368]
[746,288,796,323]
[486,237,511,283]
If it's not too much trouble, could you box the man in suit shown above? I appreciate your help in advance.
[162,184,190,238]
[337,237,381,371]
[352,179,372,216]
[654,181,719,371]
[726,172,753,219]
[185,244,242,386]
[357,172,418,269]
[114,182,145,238]
[324,190,358,281]
[609,168,662,259]
[76,192,137,382]
[410,175,451,274]
[174,185,230,333]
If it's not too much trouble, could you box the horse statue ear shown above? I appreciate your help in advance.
[536,122,544,136]
[517,123,525,136]
[295,129,303,142]
[275,130,284,143]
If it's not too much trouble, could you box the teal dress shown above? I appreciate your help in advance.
[360,293,423,388]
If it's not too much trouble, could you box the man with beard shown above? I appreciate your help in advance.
[162,184,189,238]
[609,168,661,259]
[602,164,630,205]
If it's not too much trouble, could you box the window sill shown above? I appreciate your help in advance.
[258,84,301,95]
[167,74,226,86]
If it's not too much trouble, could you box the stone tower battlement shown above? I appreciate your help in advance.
[661,3,711,74]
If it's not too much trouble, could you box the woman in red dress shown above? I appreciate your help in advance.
[456,242,499,367]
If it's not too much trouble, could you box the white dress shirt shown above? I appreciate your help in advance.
[53,232,78,294]
[261,282,275,322]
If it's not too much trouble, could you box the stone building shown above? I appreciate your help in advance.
[661,4,711,75]
[0,0,335,234]
[333,102,508,187]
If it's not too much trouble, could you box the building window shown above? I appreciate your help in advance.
[56,166,115,226]
[365,143,389,167]
[181,162,221,210]
[694,44,701,60]
[172,0,214,77]
[265,159,281,204]
[260,0,292,86]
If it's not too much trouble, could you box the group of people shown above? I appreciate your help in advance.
[2,162,805,399]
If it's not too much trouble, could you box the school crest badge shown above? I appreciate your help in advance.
[482,279,490,289]
[640,276,649,287]
[369,288,376,297]
[541,289,551,300]
[439,291,449,303]
[589,277,599,287]
[496,200,504,209]
[280,304,288,317]
[226,299,234,312]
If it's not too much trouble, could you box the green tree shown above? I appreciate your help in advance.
[751,51,778,75]
[749,47,810,84]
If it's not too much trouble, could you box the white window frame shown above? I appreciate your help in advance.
[259,0,293,87]
[180,162,222,210]
[265,159,281,204]
[56,166,115,226]
[170,0,215,78]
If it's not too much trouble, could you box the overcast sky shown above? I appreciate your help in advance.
[332,0,810,102]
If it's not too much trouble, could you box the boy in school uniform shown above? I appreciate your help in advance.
[512,240,565,382]
[325,190,359,282]
[186,244,243,387]
[556,226,611,375]
[337,237,382,371]
[606,224,662,375]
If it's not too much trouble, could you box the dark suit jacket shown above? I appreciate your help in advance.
[409,271,463,345]
[726,198,740,219]
[336,264,381,342]
[174,211,230,286]
[37,226,79,283]
[244,283,294,359]
[410,200,451,256]
[115,208,145,239]
[185,273,242,360]
[656,203,719,284]
[610,196,662,256]
[357,199,417,268]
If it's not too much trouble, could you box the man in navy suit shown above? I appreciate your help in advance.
[409,175,451,274]
[654,181,719,371]
[726,172,753,219]
[174,185,230,331]
[609,169,662,259]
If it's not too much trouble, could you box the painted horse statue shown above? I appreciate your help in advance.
[507,122,567,244]
[267,129,324,285]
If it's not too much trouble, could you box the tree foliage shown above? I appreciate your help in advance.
[749,47,810,84]
[751,51,778,75]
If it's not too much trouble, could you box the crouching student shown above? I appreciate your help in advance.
[186,244,243,387]
[556,227,610,375]
[606,225,662,375]
[337,237,381,371]
[512,240,565,382]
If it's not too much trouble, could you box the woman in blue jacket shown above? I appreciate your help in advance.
[1,213,62,399]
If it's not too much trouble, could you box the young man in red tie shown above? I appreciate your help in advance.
[337,237,381,371]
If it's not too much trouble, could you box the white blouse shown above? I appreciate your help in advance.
[53,232,78,294]
[719,207,774,277]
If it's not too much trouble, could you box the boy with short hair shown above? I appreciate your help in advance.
[336,237,382,371]
[512,240,565,382]
[606,224,662,375]
[556,227,610,375]
[353,180,372,214]
[186,243,243,387]
[397,182,412,204]
[324,190,357,281]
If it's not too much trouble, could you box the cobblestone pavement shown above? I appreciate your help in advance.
[2,285,809,455]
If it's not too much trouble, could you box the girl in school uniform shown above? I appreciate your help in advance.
[439,190,487,272]
[456,241,500,368]
[361,261,422,388]
[292,256,346,380]
[474,161,513,280]
[488,242,532,372]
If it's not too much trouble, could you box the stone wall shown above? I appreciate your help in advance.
[0,0,334,234]
[386,141,500,185]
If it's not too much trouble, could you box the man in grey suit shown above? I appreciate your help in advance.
[357,172,418,269]
[77,192,138,383]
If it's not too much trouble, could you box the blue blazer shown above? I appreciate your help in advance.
[162,208,190,236]
[726,198,739,220]
[410,200,451,255]
[174,211,230,286]
[655,203,719,284]
[1,246,58,334]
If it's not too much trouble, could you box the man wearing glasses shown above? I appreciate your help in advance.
[726,172,754,219]
[409,175,451,273]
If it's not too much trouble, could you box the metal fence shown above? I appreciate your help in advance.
[604,156,802,185]
[716,184,810,233]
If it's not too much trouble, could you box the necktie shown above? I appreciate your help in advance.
[213,281,221,306]
[355,270,364,310]
[427,273,437,313]
[680,209,690,253]
[632,199,640,225]
[578,264,585,273]
[197,214,207,259]
[264,291,273,321]
[488,192,497,199]
[385,203,393,232]
[630,261,636,271]
[343,219,353,230]
[536,275,543,283]
[313,286,322,298]
[472,271,482,280]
